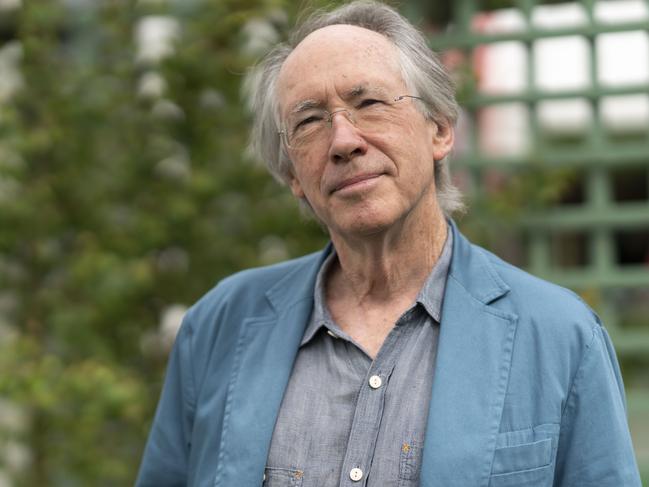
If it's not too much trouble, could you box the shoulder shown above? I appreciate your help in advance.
[179,249,324,343]
[474,246,609,414]
[474,245,614,409]
[187,249,324,322]
[210,251,322,300]
[476,245,601,349]
[172,249,324,388]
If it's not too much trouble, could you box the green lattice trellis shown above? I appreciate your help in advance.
[428,0,649,353]
[425,0,649,477]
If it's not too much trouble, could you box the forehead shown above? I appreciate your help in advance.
[277,25,404,113]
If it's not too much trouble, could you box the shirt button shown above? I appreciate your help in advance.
[349,467,363,481]
[327,329,339,339]
[368,375,382,389]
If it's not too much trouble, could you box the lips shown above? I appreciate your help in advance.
[330,173,384,193]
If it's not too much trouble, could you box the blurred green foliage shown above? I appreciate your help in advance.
[0,0,334,484]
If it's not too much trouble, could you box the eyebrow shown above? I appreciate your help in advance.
[290,99,322,115]
[287,84,389,115]
[343,84,388,100]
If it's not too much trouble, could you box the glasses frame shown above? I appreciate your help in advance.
[278,94,426,151]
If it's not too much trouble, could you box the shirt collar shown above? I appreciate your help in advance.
[301,223,453,347]
[416,226,452,322]
[301,249,338,346]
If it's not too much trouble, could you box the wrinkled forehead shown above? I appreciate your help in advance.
[276,24,404,117]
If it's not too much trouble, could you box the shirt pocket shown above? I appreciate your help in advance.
[488,425,558,487]
[263,467,304,487]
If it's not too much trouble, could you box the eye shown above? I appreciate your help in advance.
[294,114,323,131]
[357,98,383,109]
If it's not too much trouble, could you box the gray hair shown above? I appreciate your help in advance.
[246,0,464,215]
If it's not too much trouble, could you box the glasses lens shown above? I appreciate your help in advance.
[286,113,325,149]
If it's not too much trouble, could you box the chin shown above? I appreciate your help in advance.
[329,209,398,238]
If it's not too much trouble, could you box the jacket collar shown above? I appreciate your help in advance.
[447,219,510,305]
[265,243,332,312]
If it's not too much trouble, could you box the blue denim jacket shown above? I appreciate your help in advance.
[136,222,641,487]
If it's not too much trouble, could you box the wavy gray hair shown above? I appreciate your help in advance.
[246,0,464,215]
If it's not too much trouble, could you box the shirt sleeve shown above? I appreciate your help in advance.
[135,317,196,487]
[553,323,642,486]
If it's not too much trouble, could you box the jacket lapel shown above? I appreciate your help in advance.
[214,250,327,487]
[420,225,518,487]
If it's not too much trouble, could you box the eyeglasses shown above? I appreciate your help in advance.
[278,95,425,152]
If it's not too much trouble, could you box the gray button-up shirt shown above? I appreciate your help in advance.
[265,230,453,487]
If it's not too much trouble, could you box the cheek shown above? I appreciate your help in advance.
[402,119,437,167]
[291,159,325,196]
[376,124,435,172]
[378,110,432,145]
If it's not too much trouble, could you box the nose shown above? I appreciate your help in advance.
[327,111,368,163]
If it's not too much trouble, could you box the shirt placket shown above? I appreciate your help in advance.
[337,324,406,486]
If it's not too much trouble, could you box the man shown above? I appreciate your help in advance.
[136,2,641,486]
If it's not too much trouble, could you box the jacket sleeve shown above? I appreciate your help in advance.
[136,317,196,487]
[553,324,641,486]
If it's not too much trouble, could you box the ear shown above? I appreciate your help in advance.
[288,174,305,199]
[431,120,455,161]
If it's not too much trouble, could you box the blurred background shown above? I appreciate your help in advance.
[0,0,647,485]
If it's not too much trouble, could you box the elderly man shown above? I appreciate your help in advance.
[136,2,641,486]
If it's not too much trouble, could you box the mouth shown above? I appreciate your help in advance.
[330,173,384,194]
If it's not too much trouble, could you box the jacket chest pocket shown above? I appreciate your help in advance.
[488,425,558,487]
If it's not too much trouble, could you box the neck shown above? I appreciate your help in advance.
[327,205,448,306]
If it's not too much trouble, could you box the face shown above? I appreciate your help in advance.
[277,25,454,239]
